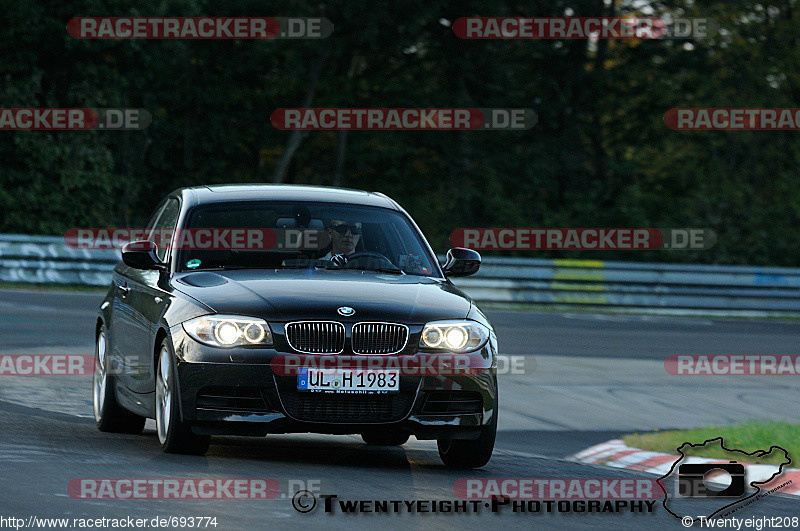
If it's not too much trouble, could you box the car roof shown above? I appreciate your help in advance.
[178,184,399,210]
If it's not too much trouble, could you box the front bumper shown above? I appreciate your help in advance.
[170,325,497,440]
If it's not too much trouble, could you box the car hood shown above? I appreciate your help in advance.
[172,269,472,323]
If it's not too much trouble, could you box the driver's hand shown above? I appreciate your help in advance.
[331,253,348,267]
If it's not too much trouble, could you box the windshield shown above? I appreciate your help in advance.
[174,201,438,276]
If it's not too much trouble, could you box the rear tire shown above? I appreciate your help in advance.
[93,325,146,434]
[361,431,410,446]
[156,340,210,455]
[437,410,497,469]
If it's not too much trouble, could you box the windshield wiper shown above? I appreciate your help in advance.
[187,265,261,271]
[279,261,330,270]
[281,262,406,275]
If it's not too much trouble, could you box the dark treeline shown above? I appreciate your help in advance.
[1,0,799,265]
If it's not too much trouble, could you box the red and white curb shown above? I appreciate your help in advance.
[568,439,800,497]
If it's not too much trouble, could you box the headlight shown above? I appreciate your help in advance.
[419,320,490,352]
[183,315,273,348]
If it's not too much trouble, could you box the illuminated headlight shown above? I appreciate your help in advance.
[419,320,490,352]
[183,315,273,348]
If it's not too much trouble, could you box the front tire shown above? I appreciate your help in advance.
[437,409,497,469]
[156,341,210,455]
[93,326,146,434]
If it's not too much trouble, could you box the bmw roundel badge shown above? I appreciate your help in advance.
[337,306,355,316]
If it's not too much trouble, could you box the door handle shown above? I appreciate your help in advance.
[118,283,130,297]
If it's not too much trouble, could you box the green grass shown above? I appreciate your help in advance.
[0,281,107,293]
[623,421,799,466]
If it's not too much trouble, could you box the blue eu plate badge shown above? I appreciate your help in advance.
[298,367,309,389]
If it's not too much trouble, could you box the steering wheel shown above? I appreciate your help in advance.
[340,251,398,269]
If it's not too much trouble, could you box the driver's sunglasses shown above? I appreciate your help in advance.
[331,224,361,235]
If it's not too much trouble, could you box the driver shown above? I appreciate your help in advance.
[323,219,362,265]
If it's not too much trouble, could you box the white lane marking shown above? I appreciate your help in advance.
[606,451,664,467]
[571,440,625,460]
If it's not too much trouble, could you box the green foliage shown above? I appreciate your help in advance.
[1,0,797,264]
[623,421,800,466]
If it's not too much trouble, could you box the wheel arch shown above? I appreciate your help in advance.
[154,326,169,368]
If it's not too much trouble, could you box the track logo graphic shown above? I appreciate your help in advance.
[678,462,745,498]
[657,437,792,521]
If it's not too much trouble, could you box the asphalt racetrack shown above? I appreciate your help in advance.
[1,288,799,530]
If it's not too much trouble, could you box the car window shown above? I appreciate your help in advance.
[149,198,180,262]
[175,201,437,276]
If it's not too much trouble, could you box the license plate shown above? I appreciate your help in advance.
[297,368,400,393]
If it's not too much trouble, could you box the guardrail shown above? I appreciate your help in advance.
[1,234,799,316]
[450,257,800,315]
[0,234,118,287]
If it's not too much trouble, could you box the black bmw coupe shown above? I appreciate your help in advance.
[94,184,498,468]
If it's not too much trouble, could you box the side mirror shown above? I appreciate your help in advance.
[121,240,166,271]
[442,248,481,277]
